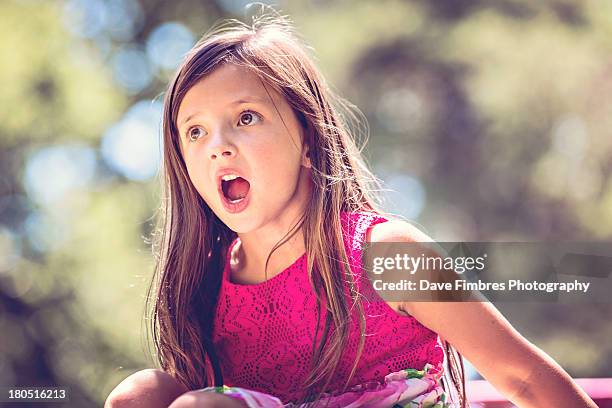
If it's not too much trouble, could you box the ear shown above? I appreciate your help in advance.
[301,144,312,168]
[300,119,313,168]
[298,118,314,169]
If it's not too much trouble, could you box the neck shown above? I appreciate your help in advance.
[232,170,312,283]
[234,219,305,282]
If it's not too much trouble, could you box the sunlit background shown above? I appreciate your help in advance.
[1,0,611,405]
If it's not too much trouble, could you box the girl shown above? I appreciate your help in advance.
[105,13,597,408]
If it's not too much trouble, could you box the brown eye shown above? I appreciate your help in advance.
[187,126,206,142]
[238,110,261,126]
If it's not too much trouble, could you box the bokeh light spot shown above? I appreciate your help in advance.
[63,0,108,39]
[101,100,163,181]
[146,22,195,71]
[383,174,426,219]
[23,145,97,206]
[112,45,153,94]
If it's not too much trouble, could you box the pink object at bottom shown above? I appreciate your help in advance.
[199,364,450,408]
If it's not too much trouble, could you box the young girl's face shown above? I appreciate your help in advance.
[176,63,311,233]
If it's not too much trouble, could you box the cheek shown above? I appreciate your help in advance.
[184,150,214,196]
[254,133,303,169]
[257,150,302,188]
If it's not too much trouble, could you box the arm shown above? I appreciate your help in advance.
[368,220,597,408]
[403,301,596,407]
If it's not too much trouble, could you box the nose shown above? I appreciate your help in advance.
[210,147,235,160]
[207,130,237,160]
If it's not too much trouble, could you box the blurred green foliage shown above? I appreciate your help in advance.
[1,0,611,406]
[0,1,125,144]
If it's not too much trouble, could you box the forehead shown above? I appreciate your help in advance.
[177,63,282,123]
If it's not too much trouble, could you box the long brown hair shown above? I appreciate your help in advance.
[147,10,467,407]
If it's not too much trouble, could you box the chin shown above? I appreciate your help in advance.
[217,212,258,234]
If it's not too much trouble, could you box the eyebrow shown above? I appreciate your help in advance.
[178,96,271,128]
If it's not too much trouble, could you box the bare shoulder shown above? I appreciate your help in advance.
[365,218,434,315]
[363,216,596,407]
[366,218,434,244]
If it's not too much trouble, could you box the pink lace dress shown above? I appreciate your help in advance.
[202,212,449,407]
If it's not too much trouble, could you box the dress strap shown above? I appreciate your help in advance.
[349,211,389,253]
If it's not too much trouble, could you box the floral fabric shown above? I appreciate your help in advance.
[199,364,450,408]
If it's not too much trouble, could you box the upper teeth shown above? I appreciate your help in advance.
[221,174,238,181]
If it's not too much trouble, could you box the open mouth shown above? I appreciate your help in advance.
[221,174,251,204]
